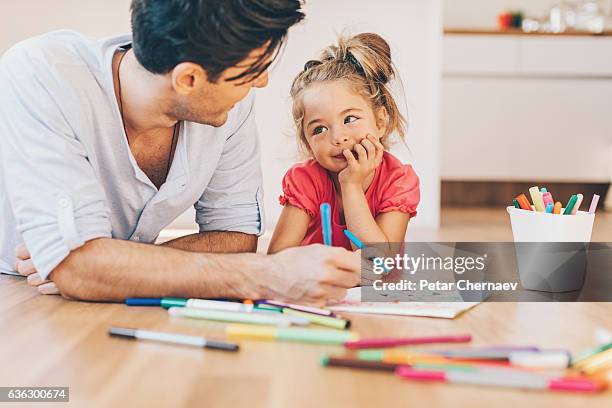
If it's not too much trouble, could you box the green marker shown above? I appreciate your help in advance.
[563,194,578,215]
[168,306,302,327]
[512,199,521,209]
[282,308,350,330]
[161,298,187,308]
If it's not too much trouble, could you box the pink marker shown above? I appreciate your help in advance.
[344,334,472,349]
[542,192,554,207]
[396,366,604,393]
[588,194,600,214]
[571,193,583,215]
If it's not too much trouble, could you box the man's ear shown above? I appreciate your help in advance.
[375,106,390,137]
[171,62,207,95]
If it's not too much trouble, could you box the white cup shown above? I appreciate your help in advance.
[507,206,595,292]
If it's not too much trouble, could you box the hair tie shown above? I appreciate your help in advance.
[303,59,322,71]
[345,52,365,76]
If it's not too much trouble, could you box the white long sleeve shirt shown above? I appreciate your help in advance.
[0,31,265,279]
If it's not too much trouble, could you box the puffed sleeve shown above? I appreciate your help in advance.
[278,162,323,218]
[378,164,420,218]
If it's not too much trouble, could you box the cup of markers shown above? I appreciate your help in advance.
[507,187,599,292]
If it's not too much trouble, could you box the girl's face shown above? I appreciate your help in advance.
[301,80,387,173]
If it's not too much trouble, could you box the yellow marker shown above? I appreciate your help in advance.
[226,324,358,345]
[529,186,546,212]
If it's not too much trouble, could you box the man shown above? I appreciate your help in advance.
[0,0,360,305]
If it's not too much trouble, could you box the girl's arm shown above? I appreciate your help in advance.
[342,184,410,247]
[267,204,311,254]
[340,135,411,249]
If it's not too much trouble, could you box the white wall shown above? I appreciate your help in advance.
[0,0,442,232]
[443,0,612,28]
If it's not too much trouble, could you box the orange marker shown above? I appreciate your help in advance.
[515,194,532,211]
[553,202,562,214]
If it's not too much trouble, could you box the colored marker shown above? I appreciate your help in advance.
[540,187,547,193]
[545,202,553,213]
[322,355,399,372]
[226,324,358,345]
[509,351,570,369]
[161,298,188,308]
[542,192,554,207]
[573,342,612,366]
[126,298,162,306]
[259,300,336,317]
[321,202,332,245]
[344,334,472,350]
[576,348,612,375]
[529,186,546,212]
[108,327,239,351]
[512,199,520,209]
[515,194,532,211]
[186,299,254,313]
[588,194,600,214]
[563,195,577,215]
[282,308,350,330]
[553,202,562,214]
[168,307,301,327]
[343,229,364,249]
[396,366,604,393]
[571,193,583,214]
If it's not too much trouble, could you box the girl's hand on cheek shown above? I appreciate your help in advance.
[338,134,384,187]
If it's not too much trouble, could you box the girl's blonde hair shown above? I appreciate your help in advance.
[290,32,406,154]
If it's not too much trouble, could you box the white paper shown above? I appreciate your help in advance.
[328,287,480,319]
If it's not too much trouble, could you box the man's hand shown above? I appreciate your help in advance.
[14,244,60,295]
[262,244,361,306]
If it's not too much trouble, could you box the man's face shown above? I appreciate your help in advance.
[171,44,271,127]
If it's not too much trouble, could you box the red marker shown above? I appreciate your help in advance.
[344,334,472,349]
[515,194,532,211]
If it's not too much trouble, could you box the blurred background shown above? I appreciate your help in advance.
[1,0,610,245]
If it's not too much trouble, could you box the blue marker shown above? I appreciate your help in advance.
[321,203,332,246]
[126,298,162,306]
[545,202,553,213]
[343,229,364,249]
[344,229,390,274]
[541,187,547,193]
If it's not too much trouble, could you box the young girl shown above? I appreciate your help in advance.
[268,33,420,254]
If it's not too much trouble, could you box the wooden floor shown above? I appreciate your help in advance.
[2,206,611,407]
[1,276,611,407]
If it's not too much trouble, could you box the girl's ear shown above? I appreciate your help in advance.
[375,106,390,138]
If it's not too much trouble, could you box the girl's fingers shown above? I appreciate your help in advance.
[354,143,367,163]
[368,134,385,165]
[361,138,376,161]
[15,243,30,261]
[343,149,357,166]
[16,259,37,276]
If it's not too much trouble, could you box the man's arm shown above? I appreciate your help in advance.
[50,238,361,305]
[161,231,257,253]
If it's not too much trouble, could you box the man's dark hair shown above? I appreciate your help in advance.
[130,0,304,83]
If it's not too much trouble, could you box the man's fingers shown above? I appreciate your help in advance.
[326,248,361,272]
[322,268,361,288]
[27,273,51,286]
[38,282,60,295]
[16,259,37,276]
[15,244,31,261]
